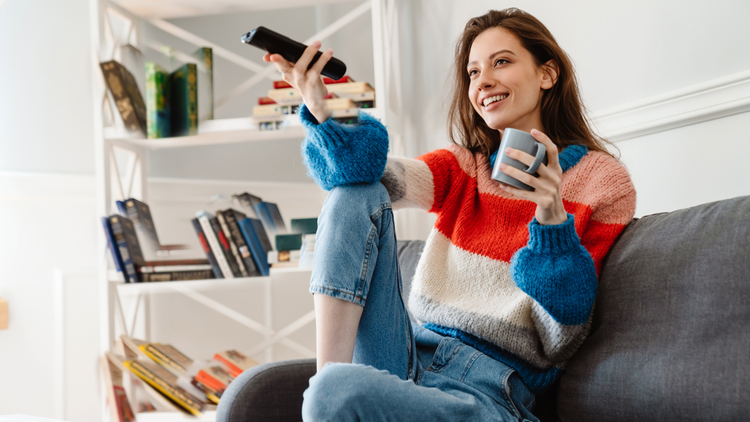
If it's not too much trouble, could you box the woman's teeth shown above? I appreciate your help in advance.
[483,94,508,107]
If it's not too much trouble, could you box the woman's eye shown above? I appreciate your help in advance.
[468,69,478,77]
[495,59,509,66]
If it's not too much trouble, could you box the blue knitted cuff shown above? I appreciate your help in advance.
[527,214,579,253]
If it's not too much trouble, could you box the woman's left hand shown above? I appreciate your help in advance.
[496,129,568,225]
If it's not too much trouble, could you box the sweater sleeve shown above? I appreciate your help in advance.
[299,105,389,191]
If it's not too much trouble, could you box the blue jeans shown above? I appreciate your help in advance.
[303,182,539,422]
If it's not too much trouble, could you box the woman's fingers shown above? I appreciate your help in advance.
[497,162,542,190]
[264,53,294,73]
[310,48,334,76]
[530,129,560,170]
[503,147,552,178]
[294,40,322,75]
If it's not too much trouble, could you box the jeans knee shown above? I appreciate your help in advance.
[302,363,367,421]
[324,182,391,219]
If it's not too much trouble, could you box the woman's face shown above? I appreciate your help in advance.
[467,27,554,134]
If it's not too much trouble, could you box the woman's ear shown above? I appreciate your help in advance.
[540,60,559,90]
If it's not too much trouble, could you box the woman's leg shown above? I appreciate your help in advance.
[309,182,415,379]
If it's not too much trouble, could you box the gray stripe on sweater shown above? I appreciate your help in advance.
[381,159,406,203]
[410,293,591,369]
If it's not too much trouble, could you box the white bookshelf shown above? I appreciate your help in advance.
[91,0,401,420]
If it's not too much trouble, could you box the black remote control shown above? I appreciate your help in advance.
[241,26,347,80]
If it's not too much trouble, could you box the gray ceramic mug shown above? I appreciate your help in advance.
[491,128,548,191]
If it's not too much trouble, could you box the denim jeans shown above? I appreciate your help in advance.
[303,182,539,422]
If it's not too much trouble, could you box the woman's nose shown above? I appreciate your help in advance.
[476,73,495,90]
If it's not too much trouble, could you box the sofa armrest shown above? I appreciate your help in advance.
[216,358,317,422]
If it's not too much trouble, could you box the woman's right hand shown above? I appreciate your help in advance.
[262,40,334,124]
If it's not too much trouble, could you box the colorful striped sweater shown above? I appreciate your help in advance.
[299,106,637,393]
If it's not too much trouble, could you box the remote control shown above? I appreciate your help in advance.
[241,26,347,80]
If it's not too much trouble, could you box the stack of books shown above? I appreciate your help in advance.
[101,335,259,417]
[251,75,375,130]
[100,45,214,140]
[102,198,213,283]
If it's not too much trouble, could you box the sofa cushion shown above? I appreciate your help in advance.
[557,196,750,421]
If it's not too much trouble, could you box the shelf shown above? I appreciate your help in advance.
[104,108,384,149]
[111,268,312,295]
[111,0,352,18]
[136,410,216,422]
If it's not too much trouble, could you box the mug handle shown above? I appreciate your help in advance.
[525,143,546,174]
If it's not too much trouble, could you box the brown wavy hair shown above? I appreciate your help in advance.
[447,8,617,159]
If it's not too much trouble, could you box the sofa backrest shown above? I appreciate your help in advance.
[557,195,750,421]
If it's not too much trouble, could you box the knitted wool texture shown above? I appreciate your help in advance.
[300,107,636,393]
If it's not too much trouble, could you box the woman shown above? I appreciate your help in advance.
[265,8,635,421]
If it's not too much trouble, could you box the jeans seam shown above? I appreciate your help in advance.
[458,351,482,383]
[355,224,378,301]
[309,284,366,306]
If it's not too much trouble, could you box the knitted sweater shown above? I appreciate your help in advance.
[299,106,637,393]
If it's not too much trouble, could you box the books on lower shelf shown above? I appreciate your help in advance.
[109,335,260,416]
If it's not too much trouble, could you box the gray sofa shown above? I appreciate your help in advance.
[217,196,750,421]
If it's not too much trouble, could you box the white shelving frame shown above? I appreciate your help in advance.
[89,0,402,420]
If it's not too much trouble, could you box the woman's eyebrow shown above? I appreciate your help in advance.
[467,49,516,68]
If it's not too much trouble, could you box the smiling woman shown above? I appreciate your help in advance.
[262,6,636,422]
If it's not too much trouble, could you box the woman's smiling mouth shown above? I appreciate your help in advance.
[482,94,508,107]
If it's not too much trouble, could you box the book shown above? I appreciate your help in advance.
[325,97,357,110]
[275,233,303,251]
[291,217,318,234]
[221,209,261,277]
[326,81,375,96]
[195,362,234,394]
[272,75,355,89]
[102,217,123,272]
[258,96,277,105]
[237,218,271,277]
[193,47,213,121]
[109,215,145,283]
[191,218,223,278]
[209,215,242,277]
[123,359,205,416]
[252,103,284,118]
[138,264,212,273]
[232,192,263,216]
[268,249,301,264]
[267,87,302,105]
[212,350,259,378]
[142,258,210,267]
[101,353,137,422]
[123,198,162,259]
[100,60,148,136]
[140,269,214,282]
[263,202,287,233]
[145,62,170,139]
[197,211,235,279]
[138,343,193,375]
[169,63,198,137]
[216,210,250,277]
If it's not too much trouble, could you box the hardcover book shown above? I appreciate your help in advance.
[221,209,261,277]
[102,217,123,272]
[275,233,303,251]
[123,359,205,416]
[195,362,234,394]
[100,60,148,136]
[257,202,287,234]
[145,62,170,139]
[209,215,242,277]
[169,63,198,136]
[232,192,262,218]
[291,217,318,235]
[237,217,271,276]
[194,47,214,121]
[197,211,234,279]
[140,270,214,282]
[191,218,223,278]
[216,210,250,277]
[138,343,193,375]
[213,350,259,378]
[326,81,375,96]
[109,215,145,283]
[123,198,162,259]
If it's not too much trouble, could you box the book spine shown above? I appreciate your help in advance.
[266,203,287,233]
[145,62,170,139]
[224,210,260,276]
[120,216,146,267]
[124,361,204,416]
[102,217,123,272]
[254,202,276,234]
[100,61,148,135]
[139,265,211,273]
[194,47,213,120]
[190,218,223,278]
[141,344,188,373]
[238,218,270,277]
[250,218,274,256]
[109,217,140,283]
[198,214,234,279]
[141,270,214,282]
[217,211,249,277]
[209,216,242,277]
[124,199,161,259]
